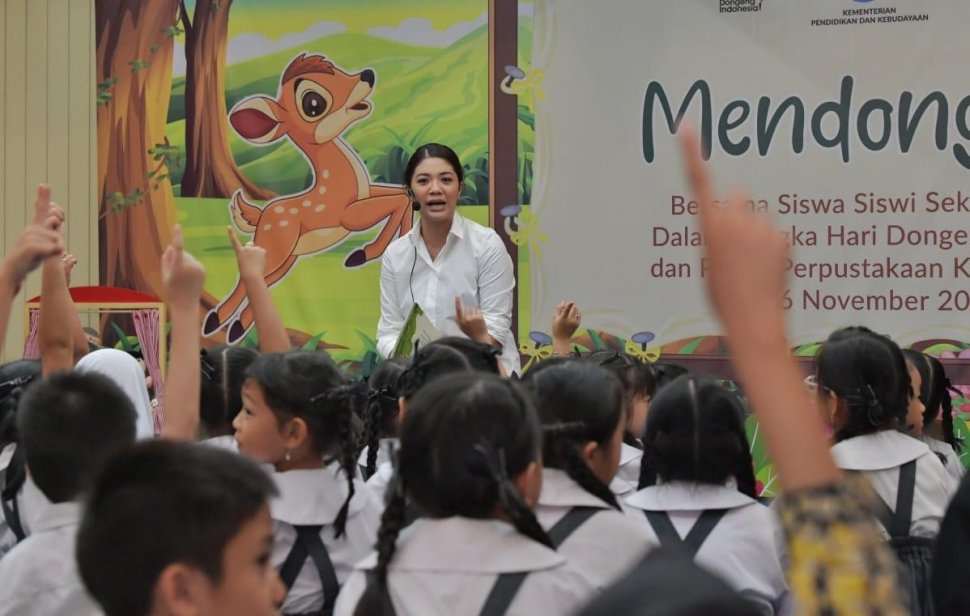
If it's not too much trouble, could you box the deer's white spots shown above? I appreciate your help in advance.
[318,185,327,195]
[263,224,272,231]
[279,220,290,227]
[322,169,330,179]
[302,200,312,207]
[274,206,284,214]
[289,208,298,215]
[315,204,326,212]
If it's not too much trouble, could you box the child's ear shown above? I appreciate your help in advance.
[397,396,408,423]
[155,563,211,616]
[512,460,543,509]
[580,440,599,465]
[280,416,310,452]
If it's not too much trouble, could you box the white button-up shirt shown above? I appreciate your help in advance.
[333,516,595,616]
[0,501,101,616]
[832,429,955,538]
[376,214,521,375]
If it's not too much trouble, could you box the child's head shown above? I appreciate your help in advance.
[199,345,259,438]
[76,440,283,616]
[427,336,501,374]
[0,360,41,444]
[360,357,409,477]
[17,372,136,503]
[235,350,360,534]
[585,351,656,442]
[522,361,624,509]
[901,349,928,437]
[355,372,548,615]
[396,342,473,408]
[902,350,961,450]
[638,375,757,498]
[816,329,909,441]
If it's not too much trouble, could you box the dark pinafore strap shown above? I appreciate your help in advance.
[643,508,729,558]
[279,525,340,616]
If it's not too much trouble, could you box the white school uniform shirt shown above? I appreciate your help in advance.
[832,430,953,538]
[333,516,596,616]
[921,434,965,486]
[202,434,239,452]
[0,445,51,560]
[0,501,100,616]
[614,442,643,487]
[271,463,381,614]
[536,468,652,590]
[376,214,521,375]
[624,481,792,616]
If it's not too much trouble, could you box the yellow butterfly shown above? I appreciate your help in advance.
[509,211,548,257]
[502,67,546,101]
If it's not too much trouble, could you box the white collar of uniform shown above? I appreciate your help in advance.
[408,212,465,246]
[831,430,929,471]
[356,438,398,468]
[0,443,14,472]
[356,516,564,574]
[539,468,612,509]
[30,500,81,534]
[270,463,367,525]
[624,479,755,512]
[619,442,642,466]
[610,476,635,496]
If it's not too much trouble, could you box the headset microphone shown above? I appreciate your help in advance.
[408,189,421,211]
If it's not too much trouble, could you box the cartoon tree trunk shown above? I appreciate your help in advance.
[179,0,275,200]
[96,0,179,298]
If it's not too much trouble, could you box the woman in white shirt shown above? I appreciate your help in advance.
[376,143,520,375]
[624,375,791,616]
[335,372,594,616]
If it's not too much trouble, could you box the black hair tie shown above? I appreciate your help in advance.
[472,442,515,511]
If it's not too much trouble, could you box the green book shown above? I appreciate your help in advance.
[392,304,442,357]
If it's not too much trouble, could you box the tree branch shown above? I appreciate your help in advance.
[178,0,192,34]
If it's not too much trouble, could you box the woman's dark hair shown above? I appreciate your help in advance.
[403,143,463,187]
[245,350,360,537]
[360,358,409,479]
[0,360,42,505]
[353,372,550,616]
[396,343,473,401]
[199,345,259,438]
[817,329,909,442]
[522,361,624,509]
[429,336,501,374]
[902,349,962,452]
[638,376,757,498]
[584,351,657,448]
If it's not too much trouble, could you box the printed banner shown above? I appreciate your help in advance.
[530,0,970,347]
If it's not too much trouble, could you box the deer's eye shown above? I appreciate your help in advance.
[294,79,332,122]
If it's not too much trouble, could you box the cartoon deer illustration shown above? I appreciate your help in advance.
[203,53,412,343]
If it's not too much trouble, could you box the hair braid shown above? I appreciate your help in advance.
[360,394,383,480]
[637,446,660,491]
[333,398,357,538]
[555,440,620,510]
[352,477,407,616]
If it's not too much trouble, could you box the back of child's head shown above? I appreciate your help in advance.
[245,350,360,535]
[354,372,549,616]
[427,336,501,374]
[0,360,41,445]
[522,360,624,509]
[396,342,473,400]
[585,350,656,401]
[17,371,136,503]
[652,362,689,390]
[199,345,259,437]
[360,357,409,477]
[638,375,757,498]
[817,328,909,441]
[902,349,961,451]
[76,440,278,616]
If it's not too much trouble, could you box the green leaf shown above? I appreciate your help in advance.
[109,323,134,351]
[302,331,327,351]
[355,330,379,355]
[361,351,379,380]
[587,329,606,351]
[922,343,964,355]
[678,337,706,354]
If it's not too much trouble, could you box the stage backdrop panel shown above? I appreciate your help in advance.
[530,0,970,348]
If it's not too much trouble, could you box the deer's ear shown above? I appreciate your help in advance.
[229,96,286,144]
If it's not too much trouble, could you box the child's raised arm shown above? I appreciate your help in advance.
[228,227,290,353]
[160,225,206,440]
[0,186,64,353]
[35,188,76,375]
[551,300,581,356]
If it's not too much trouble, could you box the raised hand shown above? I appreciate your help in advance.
[455,296,492,345]
[551,301,581,344]
[1,225,64,294]
[161,224,206,309]
[227,226,266,281]
[62,253,78,285]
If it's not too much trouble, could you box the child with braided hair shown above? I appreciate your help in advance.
[233,350,381,614]
[625,375,791,615]
[521,360,651,590]
[335,372,595,616]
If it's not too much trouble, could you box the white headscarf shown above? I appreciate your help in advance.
[75,349,155,440]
